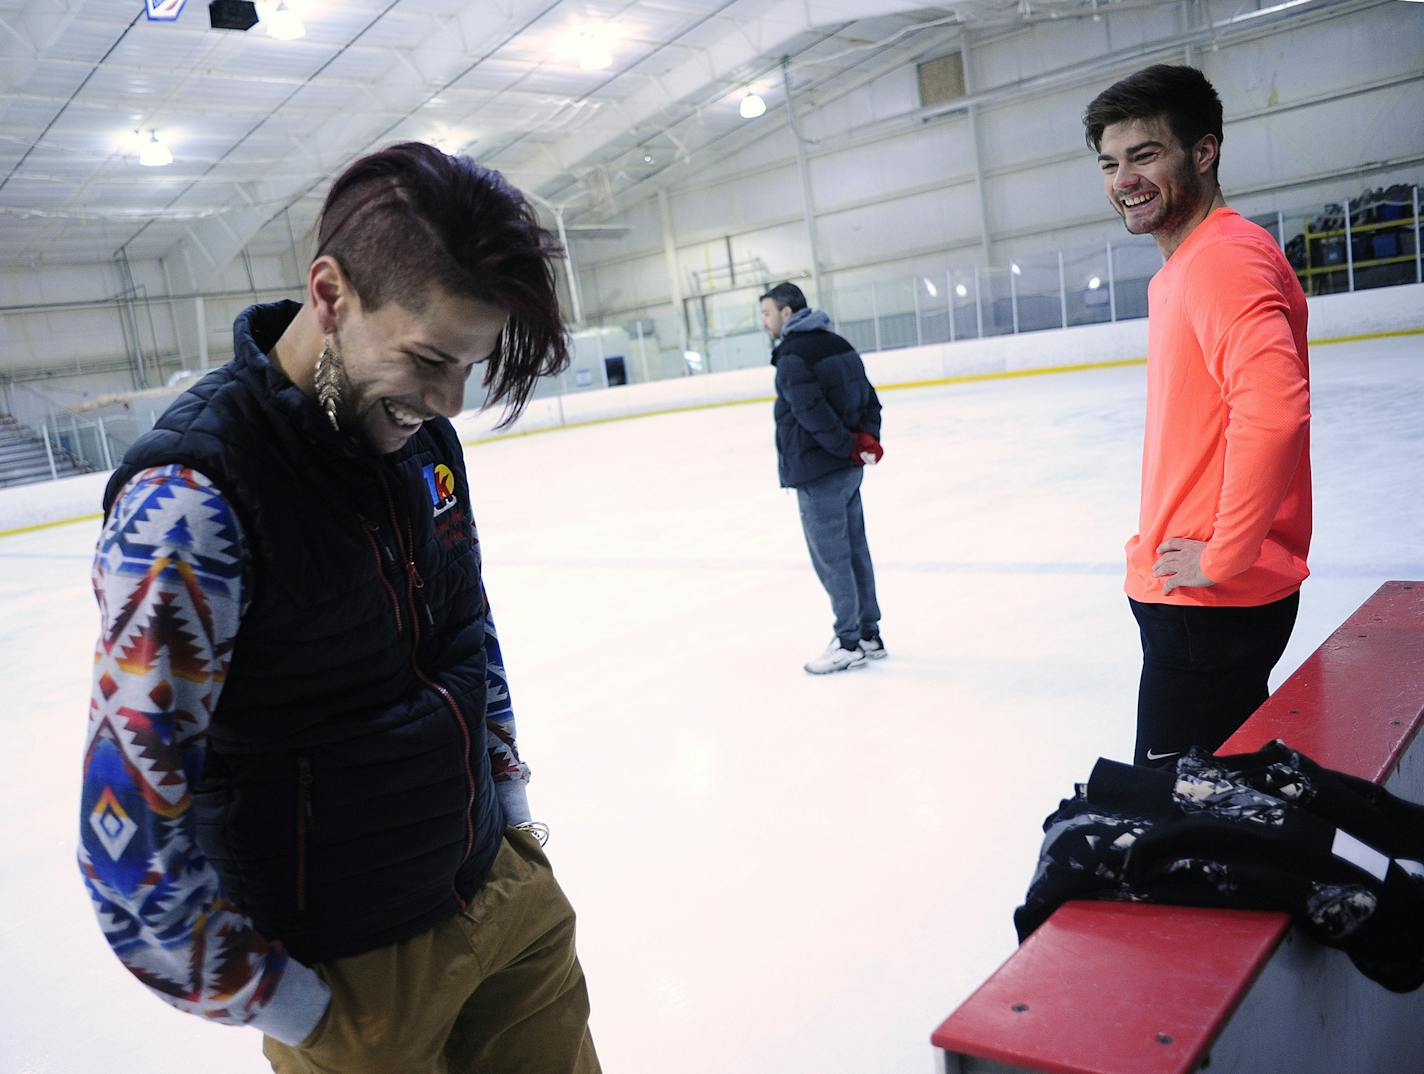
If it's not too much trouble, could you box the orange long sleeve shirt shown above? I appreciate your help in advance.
[1125,208,1312,607]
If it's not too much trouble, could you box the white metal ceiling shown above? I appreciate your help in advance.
[0,0,1150,272]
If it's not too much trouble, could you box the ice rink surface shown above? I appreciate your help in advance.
[2,334,1421,1074]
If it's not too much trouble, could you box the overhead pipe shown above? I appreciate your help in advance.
[961,36,994,267]
[656,189,690,354]
[523,189,585,327]
[0,282,302,315]
[561,0,1375,223]
[113,250,148,389]
[781,54,825,304]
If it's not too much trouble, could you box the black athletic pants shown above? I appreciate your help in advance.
[1129,590,1300,768]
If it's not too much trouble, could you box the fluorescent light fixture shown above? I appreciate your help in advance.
[923,277,938,297]
[138,130,173,167]
[1087,275,1102,290]
[556,20,617,72]
[430,130,470,155]
[577,24,614,70]
[267,1,305,40]
[579,45,612,70]
[739,91,766,119]
[955,283,968,297]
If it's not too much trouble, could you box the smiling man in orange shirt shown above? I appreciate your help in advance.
[1084,65,1311,767]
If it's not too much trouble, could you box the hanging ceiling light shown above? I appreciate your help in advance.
[138,130,173,167]
[430,129,471,155]
[579,46,612,70]
[738,91,767,119]
[558,20,616,72]
[642,152,654,164]
[955,283,969,297]
[577,26,613,70]
[267,1,305,40]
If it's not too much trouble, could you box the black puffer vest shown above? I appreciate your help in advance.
[103,301,504,964]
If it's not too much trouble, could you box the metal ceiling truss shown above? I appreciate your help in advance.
[0,0,1379,278]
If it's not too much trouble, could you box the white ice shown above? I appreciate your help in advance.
[2,335,1422,1074]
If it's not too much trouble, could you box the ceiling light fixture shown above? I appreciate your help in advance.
[955,283,969,297]
[1087,275,1102,290]
[558,21,616,73]
[738,91,766,119]
[267,1,305,40]
[576,26,613,71]
[1010,262,1022,276]
[138,130,173,167]
[430,129,471,155]
[642,152,654,164]
[580,46,612,71]
[923,278,938,297]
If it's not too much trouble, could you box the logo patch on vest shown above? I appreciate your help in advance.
[424,463,458,518]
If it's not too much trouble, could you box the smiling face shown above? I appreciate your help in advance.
[1097,116,1219,255]
[326,284,507,455]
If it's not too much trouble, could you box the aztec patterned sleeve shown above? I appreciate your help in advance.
[79,465,328,1046]
[482,593,533,826]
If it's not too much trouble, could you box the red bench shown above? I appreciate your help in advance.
[932,580,1424,1074]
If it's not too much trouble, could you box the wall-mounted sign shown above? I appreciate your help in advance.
[145,0,187,20]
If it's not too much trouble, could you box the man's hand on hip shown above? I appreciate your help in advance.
[1154,537,1215,594]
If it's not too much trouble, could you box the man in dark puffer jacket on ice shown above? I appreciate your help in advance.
[761,281,886,675]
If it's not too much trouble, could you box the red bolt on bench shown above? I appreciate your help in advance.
[932,581,1424,1074]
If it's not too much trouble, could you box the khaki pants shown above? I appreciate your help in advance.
[264,828,599,1074]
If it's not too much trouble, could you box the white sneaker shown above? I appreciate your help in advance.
[858,635,887,660]
[804,639,867,675]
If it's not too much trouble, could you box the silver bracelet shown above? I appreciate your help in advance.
[511,821,549,846]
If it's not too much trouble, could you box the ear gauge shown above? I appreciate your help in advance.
[314,339,343,431]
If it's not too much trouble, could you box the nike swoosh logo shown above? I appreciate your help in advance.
[1145,749,1181,761]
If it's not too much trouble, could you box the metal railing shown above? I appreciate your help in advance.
[2,184,1418,469]
[658,181,1422,379]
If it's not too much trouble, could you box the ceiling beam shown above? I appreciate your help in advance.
[494,0,939,196]
[135,1,564,289]
[566,24,970,219]
[0,0,85,93]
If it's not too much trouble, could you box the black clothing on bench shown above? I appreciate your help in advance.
[1015,740,1424,991]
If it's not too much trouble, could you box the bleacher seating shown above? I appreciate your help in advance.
[0,412,92,488]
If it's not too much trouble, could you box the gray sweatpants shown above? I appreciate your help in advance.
[795,466,881,649]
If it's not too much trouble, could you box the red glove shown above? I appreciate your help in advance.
[852,431,883,466]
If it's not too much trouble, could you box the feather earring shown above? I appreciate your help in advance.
[314,339,344,431]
